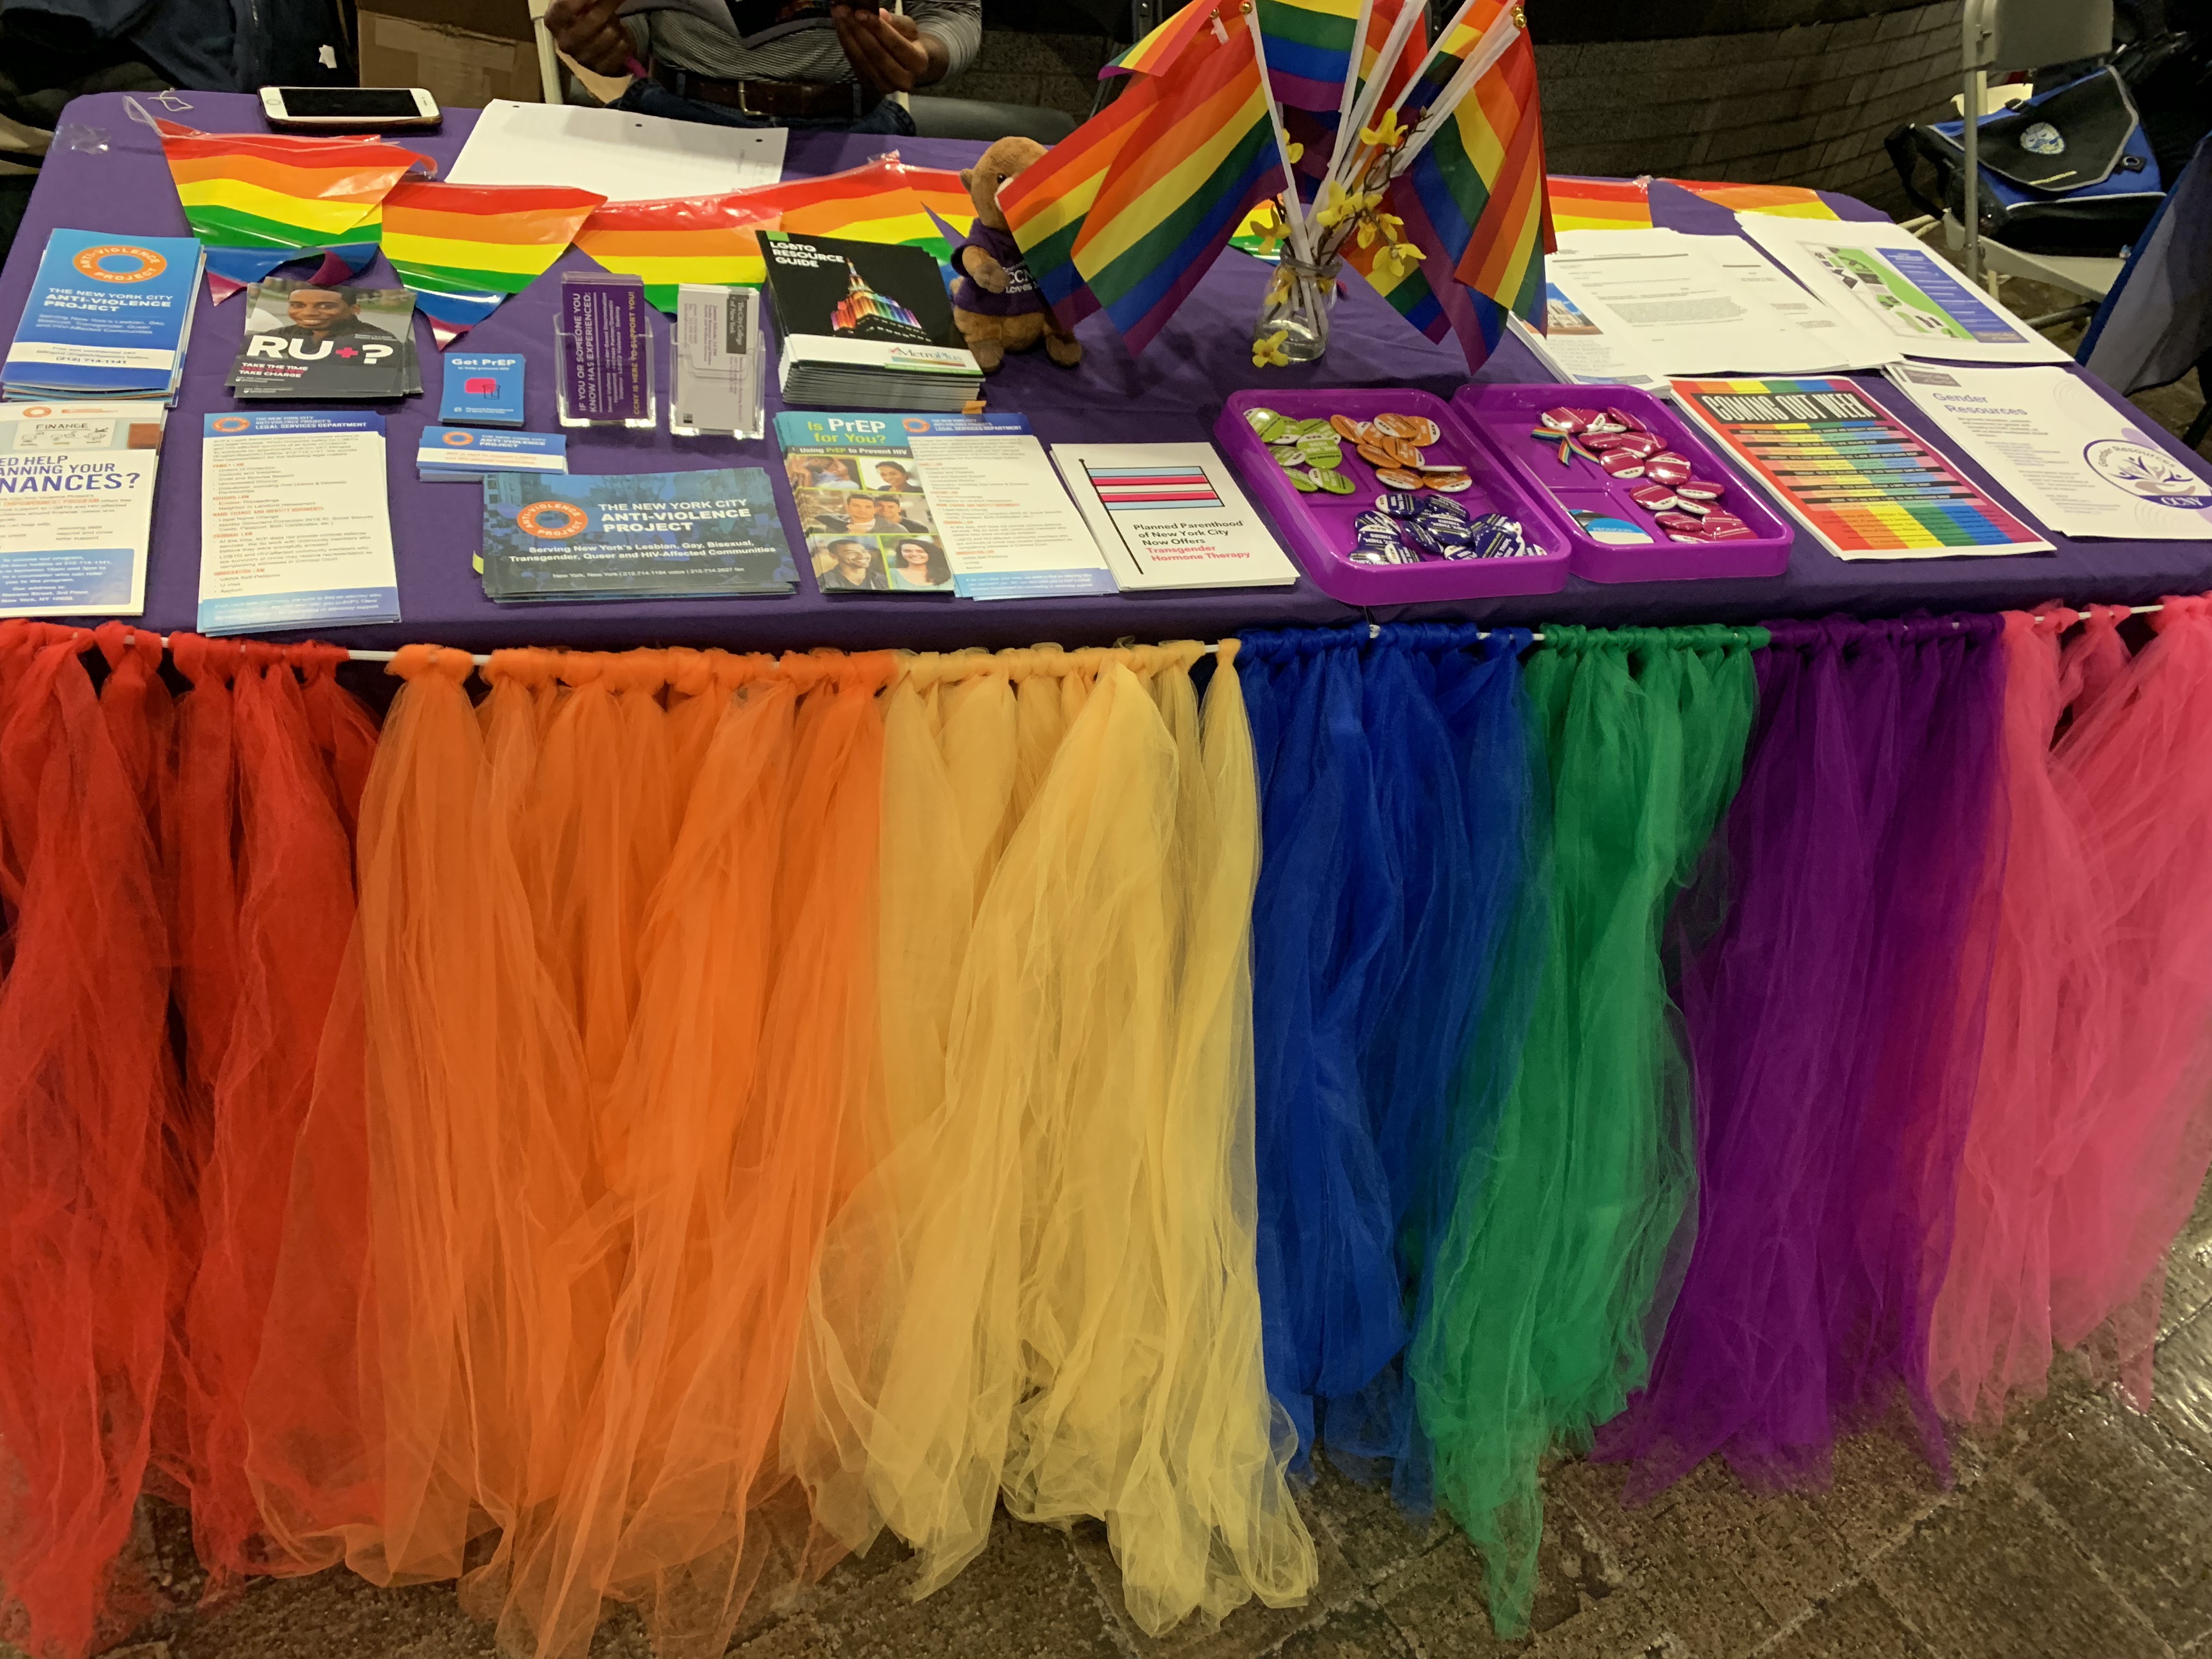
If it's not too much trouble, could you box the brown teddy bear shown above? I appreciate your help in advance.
[949,135,1081,373]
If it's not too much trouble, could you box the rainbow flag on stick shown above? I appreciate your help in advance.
[574,156,973,313]
[1346,0,1549,368]
[380,181,605,347]
[1257,0,1363,112]
[1005,0,1288,354]
[146,112,432,299]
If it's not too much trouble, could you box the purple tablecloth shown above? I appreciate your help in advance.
[7,91,2210,651]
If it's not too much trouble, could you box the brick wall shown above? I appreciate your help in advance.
[1536,0,1964,212]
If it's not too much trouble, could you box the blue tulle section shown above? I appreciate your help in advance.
[1243,623,1546,1509]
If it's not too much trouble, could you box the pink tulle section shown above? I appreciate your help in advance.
[2047,598,2212,1404]
[1928,610,2106,1425]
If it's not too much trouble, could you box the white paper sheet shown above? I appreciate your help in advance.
[1736,214,2069,366]
[1886,363,2212,539]
[1543,228,1893,377]
[1509,278,1667,392]
[1051,442,1297,590]
[448,100,787,204]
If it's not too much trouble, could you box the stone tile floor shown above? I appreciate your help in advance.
[23,1181,2212,1659]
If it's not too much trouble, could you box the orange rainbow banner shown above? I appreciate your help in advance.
[1662,178,1842,220]
[574,155,975,313]
[145,110,433,297]
[1547,176,1652,233]
[380,180,606,347]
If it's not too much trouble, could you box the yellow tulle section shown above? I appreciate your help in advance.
[789,641,1316,1635]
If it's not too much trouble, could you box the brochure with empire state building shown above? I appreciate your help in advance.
[759,230,982,413]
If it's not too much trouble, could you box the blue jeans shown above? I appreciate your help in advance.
[616,77,918,135]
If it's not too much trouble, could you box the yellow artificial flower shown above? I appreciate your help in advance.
[1375,210,1404,244]
[1250,202,1288,254]
[1313,179,1353,230]
[1372,241,1426,280]
[1252,328,1292,368]
[1265,268,1292,304]
[1285,140,1304,164]
[1358,108,1408,150]
[1356,217,1378,248]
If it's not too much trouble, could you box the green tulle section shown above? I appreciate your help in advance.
[1410,624,1764,1635]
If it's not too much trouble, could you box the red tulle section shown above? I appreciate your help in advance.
[0,627,377,1656]
[0,623,176,1658]
[177,641,366,1587]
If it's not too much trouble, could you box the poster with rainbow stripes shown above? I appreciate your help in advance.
[1671,377,2052,560]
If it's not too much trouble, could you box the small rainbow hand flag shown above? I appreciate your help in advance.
[1005,0,1286,355]
[574,155,974,313]
[150,115,433,299]
[380,180,606,347]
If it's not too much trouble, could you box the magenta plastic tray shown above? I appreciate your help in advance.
[1451,383,1793,584]
[1215,387,1572,603]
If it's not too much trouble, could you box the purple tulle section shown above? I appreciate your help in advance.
[1597,614,2009,1498]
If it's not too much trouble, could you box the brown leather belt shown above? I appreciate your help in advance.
[650,62,880,119]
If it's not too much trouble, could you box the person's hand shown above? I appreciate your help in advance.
[832,5,944,93]
[547,0,633,76]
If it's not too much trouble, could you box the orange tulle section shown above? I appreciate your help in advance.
[244,644,894,1659]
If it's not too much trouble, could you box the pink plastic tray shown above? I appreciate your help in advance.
[1214,387,1571,603]
[1451,383,1793,584]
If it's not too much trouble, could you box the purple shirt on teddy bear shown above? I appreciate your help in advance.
[952,222,1046,319]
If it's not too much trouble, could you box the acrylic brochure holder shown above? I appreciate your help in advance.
[555,271,656,430]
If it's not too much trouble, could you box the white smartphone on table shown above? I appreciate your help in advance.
[259,86,442,131]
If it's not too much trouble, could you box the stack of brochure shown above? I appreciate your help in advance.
[774,411,1119,600]
[0,400,167,615]
[477,467,797,601]
[227,278,422,401]
[198,411,402,635]
[761,232,983,413]
[417,426,567,482]
[4,229,203,402]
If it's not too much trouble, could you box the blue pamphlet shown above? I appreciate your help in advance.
[440,352,526,427]
[418,426,566,480]
[479,467,797,601]
[3,229,204,400]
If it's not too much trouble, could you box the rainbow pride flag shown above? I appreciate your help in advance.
[380,180,605,347]
[1663,178,1842,220]
[151,116,432,297]
[574,156,974,312]
[1005,1,1285,354]
[1548,174,1652,232]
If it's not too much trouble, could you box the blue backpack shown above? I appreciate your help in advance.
[1888,67,2165,257]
